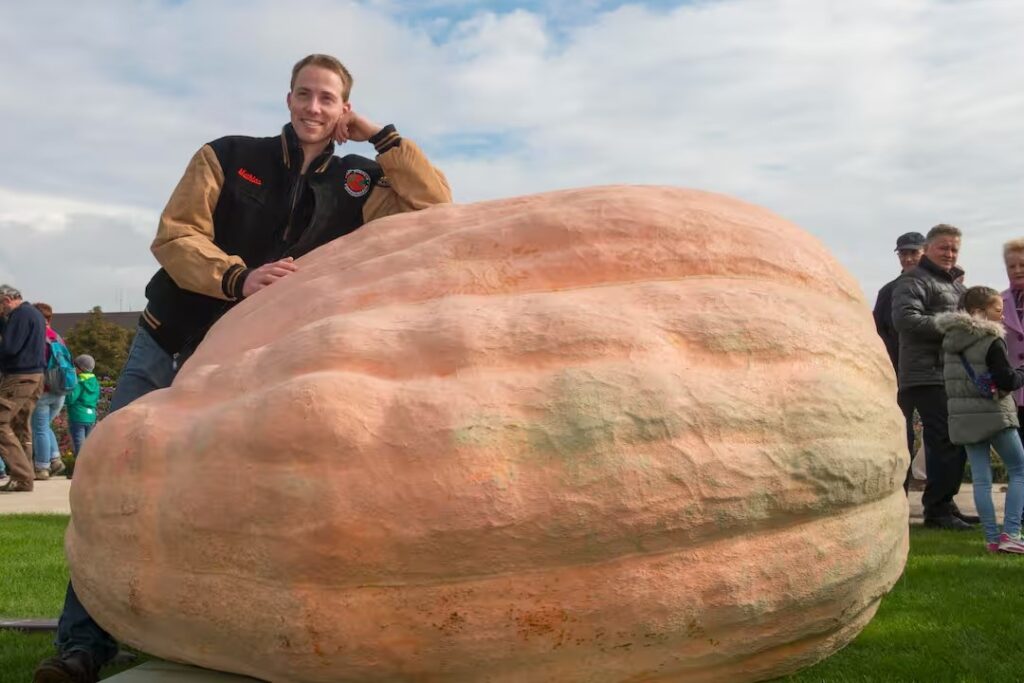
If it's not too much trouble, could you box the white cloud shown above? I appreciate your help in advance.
[2,0,1023,312]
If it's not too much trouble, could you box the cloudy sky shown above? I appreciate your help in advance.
[2,0,1023,313]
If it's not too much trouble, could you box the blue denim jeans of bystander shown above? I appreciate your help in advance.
[69,422,95,457]
[31,392,65,469]
[965,427,1024,543]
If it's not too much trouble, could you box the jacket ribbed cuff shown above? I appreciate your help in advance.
[369,124,401,154]
[222,265,251,300]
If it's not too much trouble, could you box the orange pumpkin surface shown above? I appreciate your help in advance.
[68,186,908,682]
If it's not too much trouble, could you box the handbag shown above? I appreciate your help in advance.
[958,354,997,399]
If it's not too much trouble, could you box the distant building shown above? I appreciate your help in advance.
[51,311,140,337]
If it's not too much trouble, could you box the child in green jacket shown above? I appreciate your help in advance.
[65,354,101,464]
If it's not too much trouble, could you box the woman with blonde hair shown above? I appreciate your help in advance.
[1002,239,1024,434]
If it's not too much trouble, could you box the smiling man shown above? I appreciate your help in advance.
[33,53,451,683]
[891,224,973,531]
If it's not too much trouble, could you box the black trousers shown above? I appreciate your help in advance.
[897,385,967,518]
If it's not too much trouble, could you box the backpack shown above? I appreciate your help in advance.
[45,339,78,395]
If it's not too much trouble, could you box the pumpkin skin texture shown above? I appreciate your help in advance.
[67,186,908,683]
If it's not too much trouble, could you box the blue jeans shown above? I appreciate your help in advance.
[31,392,65,469]
[57,327,177,663]
[69,422,95,457]
[966,427,1024,543]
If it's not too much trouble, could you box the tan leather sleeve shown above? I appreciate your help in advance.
[362,138,452,223]
[150,145,246,300]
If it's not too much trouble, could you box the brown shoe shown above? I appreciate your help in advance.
[50,459,66,476]
[0,479,33,493]
[34,468,51,481]
[33,650,100,683]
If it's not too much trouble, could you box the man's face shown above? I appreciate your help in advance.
[286,66,350,148]
[1006,251,1024,290]
[897,248,923,273]
[924,235,961,271]
[0,296,13,314]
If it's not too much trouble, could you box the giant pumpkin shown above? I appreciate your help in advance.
[68,186,908,682]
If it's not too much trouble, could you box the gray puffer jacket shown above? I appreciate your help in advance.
[937,311,1018,445]
[891,256,966,389]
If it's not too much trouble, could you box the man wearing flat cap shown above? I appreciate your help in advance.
[874,232,926,370]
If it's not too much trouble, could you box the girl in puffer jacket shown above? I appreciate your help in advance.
[937,286,1024,553]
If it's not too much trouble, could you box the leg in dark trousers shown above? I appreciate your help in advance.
[35,328,177,682]
[54,582,118,664]
[898,385,967,518]
[901,403,916,493]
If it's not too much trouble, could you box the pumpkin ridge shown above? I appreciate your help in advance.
[184,275,875,385]
[633,603,879,683]
[68,490,904,592]
[69,493,903,683]
[296,186,773,272]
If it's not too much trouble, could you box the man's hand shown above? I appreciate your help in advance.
[241,258,298,298]
[333,110,383,144]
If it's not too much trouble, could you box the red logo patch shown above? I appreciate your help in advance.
[238,168,262,186]
[344,169,371,197]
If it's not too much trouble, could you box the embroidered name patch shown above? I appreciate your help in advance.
[238,168,262,185]
[345,169,371,197]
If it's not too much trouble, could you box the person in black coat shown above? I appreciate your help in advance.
[873,232,925,490]
[891,224,974,530]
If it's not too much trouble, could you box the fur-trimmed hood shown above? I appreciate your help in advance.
[937,311,1005,353]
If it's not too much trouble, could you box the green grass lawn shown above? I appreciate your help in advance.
[781,528,1024,682]
[2,516,1023,682]
[0,515,140,683]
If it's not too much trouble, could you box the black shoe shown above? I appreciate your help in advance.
[951,507,981,525]
[923,515,974,531]
[33,650,99,683]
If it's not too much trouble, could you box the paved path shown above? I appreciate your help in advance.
[0,475,1006,521]
[0,476,72,514]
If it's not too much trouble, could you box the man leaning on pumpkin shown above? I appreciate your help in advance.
[33,53,452,683]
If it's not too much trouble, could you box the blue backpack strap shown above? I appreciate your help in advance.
[957,353,978,382]
[958,352,995,399]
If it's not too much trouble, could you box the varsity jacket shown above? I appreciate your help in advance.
[141,123,451,356]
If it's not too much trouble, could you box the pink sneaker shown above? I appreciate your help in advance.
[997,533,1024,554]
[987,541,1001,553]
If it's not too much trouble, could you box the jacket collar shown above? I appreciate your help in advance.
[1004,289,1024,334]
[935,310,1006,338]
[917,255,965,283]
[280,124,335,174]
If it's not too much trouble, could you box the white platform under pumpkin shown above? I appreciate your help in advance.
[106,661,260,681]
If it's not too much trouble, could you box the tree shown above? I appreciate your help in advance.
[63,306,134,380]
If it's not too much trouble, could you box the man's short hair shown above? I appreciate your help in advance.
[34,302,53,321]
[0,284,21,301]
[1004,238,1024,261]
[925,224,962,243]
[290,54,354,102]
